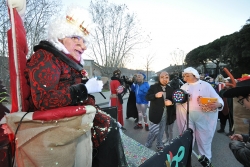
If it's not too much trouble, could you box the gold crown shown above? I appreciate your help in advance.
[66,15,89,36]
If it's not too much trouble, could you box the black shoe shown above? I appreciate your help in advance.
[134,124,143,129]
[217,124,225,133]
[226,131,234,136]
[120,127,127,131]
[156,146,163,152]
[217,129,225,133]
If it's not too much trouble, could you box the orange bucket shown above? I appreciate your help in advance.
[199,97,217,104]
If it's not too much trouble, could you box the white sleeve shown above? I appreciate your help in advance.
[207,83,224,111]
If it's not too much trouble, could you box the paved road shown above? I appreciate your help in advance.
[4,91,243,167]
[95,91,243,167]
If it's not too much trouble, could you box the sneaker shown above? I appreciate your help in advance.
[164,141,169,146]
[134,124,143,129]
[134,118,138,123]
[156,146,164,151]
[145,124,149,131]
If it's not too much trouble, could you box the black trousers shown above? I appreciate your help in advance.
[92,120,127,167]
[218,111,234,131]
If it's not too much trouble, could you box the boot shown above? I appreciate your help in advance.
[226,130,234,136]
[226,124,234,136]
[217,124,225,133]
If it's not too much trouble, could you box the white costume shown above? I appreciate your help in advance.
[176,68,224,160]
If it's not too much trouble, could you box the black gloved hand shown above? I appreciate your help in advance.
[69,83,88,105]
[122,75,126,81]
[81,78,89,84]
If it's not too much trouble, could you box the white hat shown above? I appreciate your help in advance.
[48,6,94,41]
[47,5,95,64]
[183,67,200,79]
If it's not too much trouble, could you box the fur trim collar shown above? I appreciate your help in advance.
[111,76,122,84]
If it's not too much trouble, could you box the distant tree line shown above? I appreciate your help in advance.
[185,19,250,78]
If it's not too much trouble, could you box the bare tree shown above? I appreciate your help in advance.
[143,54,155,81]
[0,0,61,89]
[88,0,150,77]
[0,0,13,87]
[168,48,186,75]
[24,0,62,57]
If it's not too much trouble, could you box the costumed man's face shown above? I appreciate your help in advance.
[238,95,250,110]
[133,75,137,82]
[159,72,169,86]
[183,73,197,83]
[61,36,87,61]
[137,74,143,83]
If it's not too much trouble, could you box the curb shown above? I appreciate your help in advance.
[97,97,128,106]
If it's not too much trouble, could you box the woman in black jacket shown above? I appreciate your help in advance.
[145,71,176,151]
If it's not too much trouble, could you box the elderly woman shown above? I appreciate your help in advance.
[24,6,127,167]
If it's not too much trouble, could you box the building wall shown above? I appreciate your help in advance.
[83,59,95,78]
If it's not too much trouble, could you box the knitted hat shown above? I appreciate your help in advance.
[139,72,146,80]
[182,67,200,79]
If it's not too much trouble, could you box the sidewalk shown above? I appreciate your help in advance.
[91,91,129,107]
[4,91,129,110]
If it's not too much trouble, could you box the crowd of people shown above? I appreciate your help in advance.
[3,2,250,167]
[112,67,250,167]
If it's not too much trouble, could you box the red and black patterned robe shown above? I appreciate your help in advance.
[24,41,110,148]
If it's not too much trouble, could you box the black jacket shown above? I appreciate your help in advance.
[145,83,176,125]
[229,120,250,167]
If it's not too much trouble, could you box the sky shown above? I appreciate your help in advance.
[61,0,250,72]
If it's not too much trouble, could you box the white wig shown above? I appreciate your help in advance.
[47,6,95,64]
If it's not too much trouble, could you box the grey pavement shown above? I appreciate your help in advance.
[4,91,243,167]
[94,91,243,167]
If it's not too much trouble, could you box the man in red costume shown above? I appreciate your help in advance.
[110,69,126,130]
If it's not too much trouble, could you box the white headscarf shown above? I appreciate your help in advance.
[183,67,200,79]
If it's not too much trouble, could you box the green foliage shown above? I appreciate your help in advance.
[186,21,250,78]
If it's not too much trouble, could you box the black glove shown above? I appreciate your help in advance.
[118,94,123,104]
[81,78,89,84]
[69,83,88,105]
